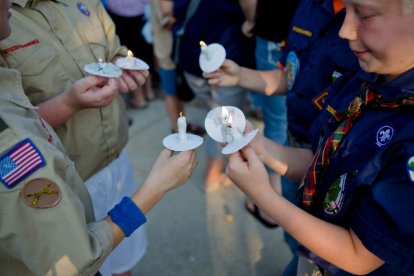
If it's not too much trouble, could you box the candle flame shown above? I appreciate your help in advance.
[228,114,233,127]
[221,106,230,125]
[179,112,184,117]
[127,50,134,57]
[199,41,207,47]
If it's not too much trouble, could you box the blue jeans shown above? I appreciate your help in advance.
[281,174,301,276]
[254,36,288,169]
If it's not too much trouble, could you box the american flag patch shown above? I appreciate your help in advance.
[0,139,45,189]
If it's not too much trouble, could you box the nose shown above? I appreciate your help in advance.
[339,10,357,41]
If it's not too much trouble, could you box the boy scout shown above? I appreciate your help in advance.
[0,68,197,274]
[0,0,149,273]
[224,0,414,274]
[204,0,359,273]
[0,8,198,272]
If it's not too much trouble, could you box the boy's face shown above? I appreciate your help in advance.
[0,0,11,41]
[340,0,414,79]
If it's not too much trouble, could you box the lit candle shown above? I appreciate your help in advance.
[221,106,233,143]
[199,41,211,60]
[126,50,136,66]
[98,58,106,70]
[177,112,187,143]
[221,106,230,125]
[228,115,243,141]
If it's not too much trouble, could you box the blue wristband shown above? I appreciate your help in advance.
[108,197,147,237]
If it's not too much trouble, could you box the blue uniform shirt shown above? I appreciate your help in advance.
[304,69,414,275]
[280,0,358,145]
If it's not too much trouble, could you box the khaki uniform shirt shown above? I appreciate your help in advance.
[0,0,129,180]
[0,67,113,275]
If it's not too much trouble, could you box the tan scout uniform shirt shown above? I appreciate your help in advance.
[0,0,129,180]
[0,67,113,275]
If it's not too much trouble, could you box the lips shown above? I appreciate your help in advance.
[352,49,369,58]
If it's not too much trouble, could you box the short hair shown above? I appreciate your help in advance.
[402,0,414,14]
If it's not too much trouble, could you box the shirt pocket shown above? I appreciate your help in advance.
[6,40,56,77]
[6,43,71,104]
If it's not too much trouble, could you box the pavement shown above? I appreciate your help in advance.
[126,96,292,276]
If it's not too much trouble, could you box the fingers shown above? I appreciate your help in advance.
[240,146,260,164]
[130,70,148,86]
[159,148,173,159]
[244,120,255,132]
[118,71,138,92]
[117,70,149,93]
[117,77,129,93]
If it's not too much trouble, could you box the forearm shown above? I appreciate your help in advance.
[254,189,383,274]
[238,67,287,96]
[107,182,166,248]
[37,95,77,128]
[261,138,313,182]
[239,0,257,22]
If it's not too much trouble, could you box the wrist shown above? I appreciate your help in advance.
[108,197,147,237]
[237,67,246,87]
[59,91,81,113]
[131,182,167,214]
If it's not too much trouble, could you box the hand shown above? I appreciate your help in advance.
[112,56,149,92]
[226,146,270,196]
[241,20,255,38]
[202,59,241,86]
[117,69,149,93]
[160,14,176,29]
[244,120,267,162]
[62,76,119,110]
[143,149,198,193]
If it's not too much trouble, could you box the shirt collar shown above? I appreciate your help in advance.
[12,0,30,8]
[357,69,414,100]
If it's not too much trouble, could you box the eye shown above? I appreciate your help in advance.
[358,13,376,20]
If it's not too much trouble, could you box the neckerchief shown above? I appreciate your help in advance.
[303,81,414,208]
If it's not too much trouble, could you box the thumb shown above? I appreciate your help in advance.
[221,59,233,70]
[240,146,260,164]
[159,148,173,159]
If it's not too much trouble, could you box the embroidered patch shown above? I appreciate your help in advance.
[324,174,346,215]
[408,157,414,182]
[332,70,342,83]
[376,126,394,147]
[313,90,328,111]
[0,139,45,189]
[21,179,61,208]
[286,51,300,90]
[2,39,39,55]
[77,2,90,16]
[292,26,312,37]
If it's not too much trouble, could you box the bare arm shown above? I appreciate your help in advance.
[239,0,257,37]
[239,0,257,22]
[107,149,198,248]
[203,60,288,96]
[37,77,119,128]
[244,120,312,181]
[226,148,384,274]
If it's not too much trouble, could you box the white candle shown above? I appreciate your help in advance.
[126,50,136,66]
[199,41,211,60]
[177,112,187,143]
[228,115,243,141]
[98,58,106,70]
